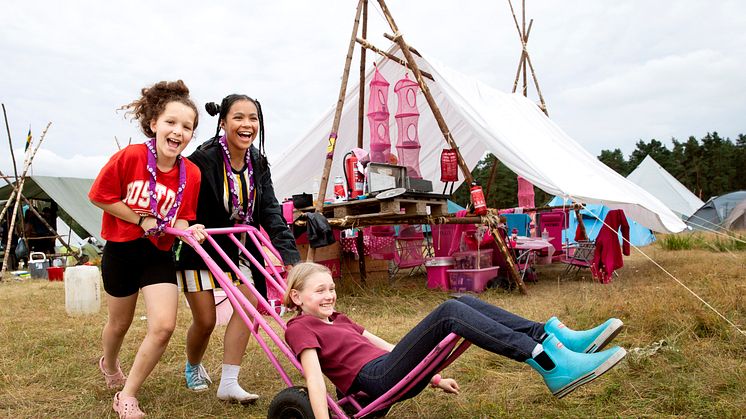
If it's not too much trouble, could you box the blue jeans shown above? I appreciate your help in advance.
[353,295,545,400]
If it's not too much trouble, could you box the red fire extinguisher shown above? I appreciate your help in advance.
[470,182,488,216]
[344,152,364,199]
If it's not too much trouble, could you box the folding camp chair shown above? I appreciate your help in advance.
[167,225,472,419]
[560,240,595,279]
[390,225,426,280]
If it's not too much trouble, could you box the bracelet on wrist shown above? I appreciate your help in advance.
[137,215,146,227]
[430,374,442,388]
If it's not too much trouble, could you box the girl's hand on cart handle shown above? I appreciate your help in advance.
[186,224,207,244]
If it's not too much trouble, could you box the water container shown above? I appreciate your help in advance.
[64,265,102,315]
[28,252,50,279]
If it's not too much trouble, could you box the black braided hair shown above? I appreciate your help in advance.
[204,94,268,168]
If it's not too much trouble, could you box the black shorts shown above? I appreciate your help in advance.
[101,238,177,297]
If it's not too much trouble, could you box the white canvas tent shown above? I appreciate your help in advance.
[0,176,103,243]
[626,155,704,219]
[271,46,687,233]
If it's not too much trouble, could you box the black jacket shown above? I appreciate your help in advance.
[176,137,300,296]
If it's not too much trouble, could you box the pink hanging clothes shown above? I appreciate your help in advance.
[591,209,630,283]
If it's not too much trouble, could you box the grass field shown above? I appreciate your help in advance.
[1,243,744,418]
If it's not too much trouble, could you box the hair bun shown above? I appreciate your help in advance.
[205,102,220,117]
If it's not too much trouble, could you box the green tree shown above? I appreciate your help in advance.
[598,149,628,175]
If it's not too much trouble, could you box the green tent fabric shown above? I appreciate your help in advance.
[0,176,102,243]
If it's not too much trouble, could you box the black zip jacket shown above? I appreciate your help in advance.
[176,137,300,296]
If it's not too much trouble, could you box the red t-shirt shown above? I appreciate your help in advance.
[285,312,388,393]
[89,144,201,250]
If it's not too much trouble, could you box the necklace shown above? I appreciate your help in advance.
[218,135,254,224]
[144,138,186,236]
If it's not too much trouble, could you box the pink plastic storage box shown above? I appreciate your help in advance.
[425,257,454,290]
[451,249,493,270]
[447,266,499,293]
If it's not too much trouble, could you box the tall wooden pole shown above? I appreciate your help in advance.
[2,104,19,183]
[507,0,548,116]
[356,0,369,282]
[376,0,474,185]
[357,0,368,150]
[1,122,51,277]
[308,0,365,262]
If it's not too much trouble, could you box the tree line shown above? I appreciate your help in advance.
[452,132,746,209]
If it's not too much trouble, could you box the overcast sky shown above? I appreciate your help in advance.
[2,1,745,180]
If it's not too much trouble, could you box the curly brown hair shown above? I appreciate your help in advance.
[121,80,199,137]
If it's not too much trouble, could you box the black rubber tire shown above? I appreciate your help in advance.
[267,386,314,419]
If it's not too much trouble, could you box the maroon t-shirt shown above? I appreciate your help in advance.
[285,312,388,393]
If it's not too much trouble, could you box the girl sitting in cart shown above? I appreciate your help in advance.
[283,262,626,418]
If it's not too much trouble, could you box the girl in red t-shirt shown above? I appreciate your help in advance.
[89,80,206,419]
[284,263,627,418]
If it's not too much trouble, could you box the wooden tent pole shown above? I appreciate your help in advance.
[2,104,19,182]
[486,215,527,294]
[574,207,588,241]
[507,0,548,116]
[308,0,365,263]
[1,122,51,277]
[375,0,473,185]
[0,169,81,264]
[356,0,368,282]
[521,0,527,96]
[354,38,434,81]
[510,19,533,93]
[484,154,499,202]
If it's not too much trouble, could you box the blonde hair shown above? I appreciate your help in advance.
[283,262,332,313]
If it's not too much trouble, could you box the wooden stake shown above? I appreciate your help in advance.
[1,122,51,277]
[354,37,435,81]
[511,19,533,93]
[308,0,365,263]
[376,0,473,185]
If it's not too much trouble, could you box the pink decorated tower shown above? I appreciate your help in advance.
[367,66,392,163]
[394,73,422,178]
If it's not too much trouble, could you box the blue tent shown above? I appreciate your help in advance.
[547,197,656,247]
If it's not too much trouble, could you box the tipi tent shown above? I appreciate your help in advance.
[271,46,686,234]
[626,155,704,219]
[0,176,102,243]
[722,199,746,231]
[686,190,746,231]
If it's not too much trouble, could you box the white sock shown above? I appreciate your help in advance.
[217,364,259,402]
[531,343,543,358]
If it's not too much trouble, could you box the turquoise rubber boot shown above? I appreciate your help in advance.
[526,334,626,398]
[545,316,623,353]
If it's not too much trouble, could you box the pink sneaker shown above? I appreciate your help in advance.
[99,356,127,389]
[113,392,146,419]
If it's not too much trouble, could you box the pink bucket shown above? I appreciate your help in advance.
[425,257,454,290]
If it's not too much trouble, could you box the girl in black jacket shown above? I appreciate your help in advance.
[176,94,300,403]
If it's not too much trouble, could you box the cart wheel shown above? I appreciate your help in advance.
[267,386,314,419]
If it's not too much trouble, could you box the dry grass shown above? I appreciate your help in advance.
[1,246,745,418]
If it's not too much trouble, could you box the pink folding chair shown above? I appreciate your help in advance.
[390,225,426,280]
[167,225,472,419]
